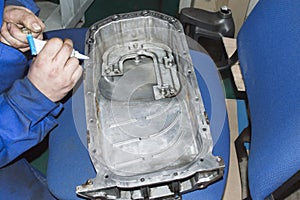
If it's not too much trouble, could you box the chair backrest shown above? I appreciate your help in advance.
[237,1,300,199]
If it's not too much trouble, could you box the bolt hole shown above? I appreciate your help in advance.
[87,38,94,44]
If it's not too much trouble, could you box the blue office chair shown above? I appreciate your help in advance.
[235,0,300,199]
[44,27,230,199]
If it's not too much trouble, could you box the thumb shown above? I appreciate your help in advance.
[22,14,44,33]
[4,5,45,33]
[31,22,42,32]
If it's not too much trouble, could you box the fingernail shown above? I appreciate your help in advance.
[32,23,41,31]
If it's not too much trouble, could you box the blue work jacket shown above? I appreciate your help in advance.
[0,0,62,167]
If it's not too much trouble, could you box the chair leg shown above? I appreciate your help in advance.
[235,126,251,200]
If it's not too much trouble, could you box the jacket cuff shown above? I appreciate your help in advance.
[5,77,63,125]
[5,0,40,15]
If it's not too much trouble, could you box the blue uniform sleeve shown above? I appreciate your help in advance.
[0,77,63,167]
[4,0,39,15]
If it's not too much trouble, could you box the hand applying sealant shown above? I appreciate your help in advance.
[26,34,89,60]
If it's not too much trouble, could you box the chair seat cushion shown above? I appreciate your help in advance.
[46,29,230,200]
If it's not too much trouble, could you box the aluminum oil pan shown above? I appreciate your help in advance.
[77,10,224,199]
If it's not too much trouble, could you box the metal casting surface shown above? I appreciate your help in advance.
[77,10,224,199]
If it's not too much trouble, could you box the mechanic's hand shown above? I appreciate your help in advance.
[0,5,45,52]
[27,38,83,102]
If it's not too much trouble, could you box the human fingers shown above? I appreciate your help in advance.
[28,55,82,102]
[0,32,10,45]
[60,58,82,91]
[4,5,45,34]
[39,38,64,61]
[64,57,80,75]
[19,46,30,52]
[37,34,43,41]
[71,65,83,84]
[54,39,74,66]
[31,31,43,40]
[24,15,45,34]
[6,22,28,44]
[0,22,28,49]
